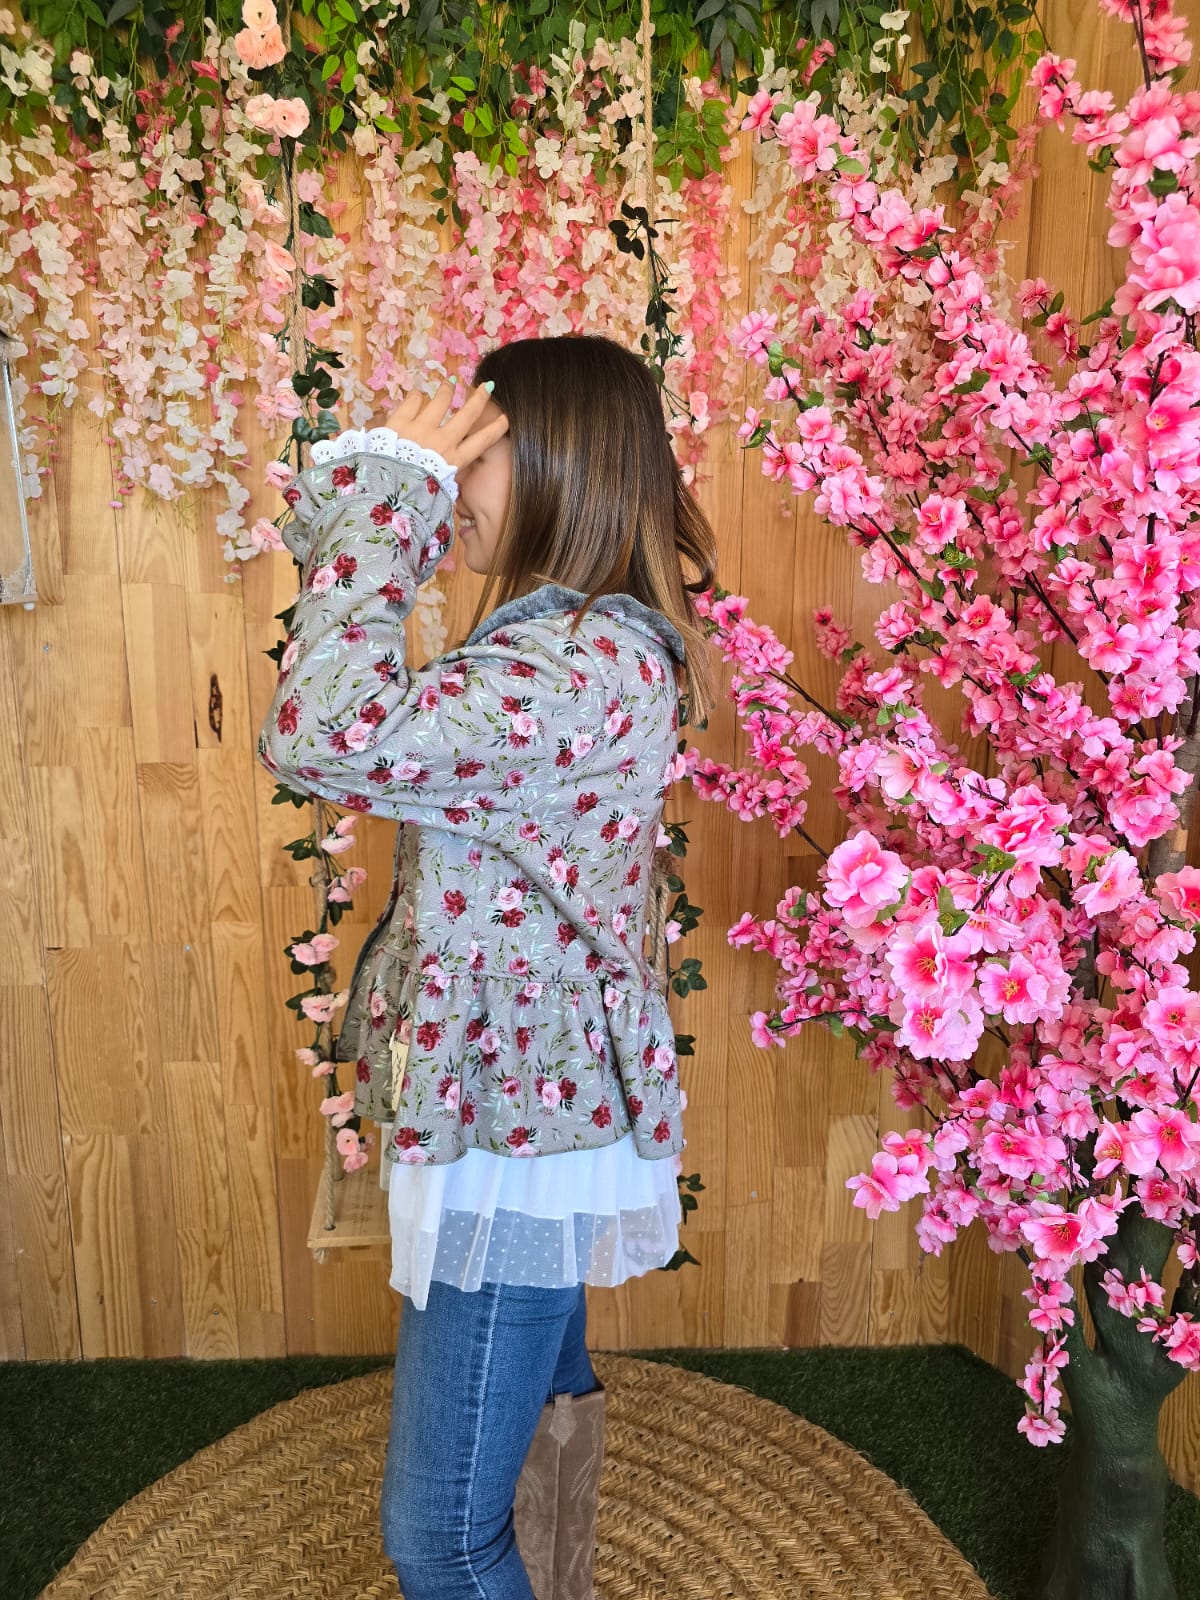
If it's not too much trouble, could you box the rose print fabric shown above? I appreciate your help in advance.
[256,442,688,1171]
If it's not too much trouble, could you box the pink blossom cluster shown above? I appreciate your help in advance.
[425,149,736,485]
[1102,1251,1200,1367]
[691,0,1200,1444]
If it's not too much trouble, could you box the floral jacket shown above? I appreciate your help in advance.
[255,436,688,1168]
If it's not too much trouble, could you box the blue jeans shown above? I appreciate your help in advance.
[381,1277,599,1599]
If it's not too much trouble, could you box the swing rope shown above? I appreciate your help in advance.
[638,0,674,988]
[641,0,655,238]
[278,9,341,1234]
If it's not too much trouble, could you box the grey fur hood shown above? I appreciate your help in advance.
[465,583,688,666]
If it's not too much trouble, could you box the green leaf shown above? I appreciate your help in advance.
[972,842,1018,873]
[299,201,333,237]
[271,783,311,808]
[953,369,988,394]
[939,542,973,568]
[936,885,969,935]
[1080,294,1115,326]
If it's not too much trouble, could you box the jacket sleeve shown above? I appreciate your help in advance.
[255,443,594,835]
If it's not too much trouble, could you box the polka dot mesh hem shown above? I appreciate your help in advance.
[378,1125,683,1310]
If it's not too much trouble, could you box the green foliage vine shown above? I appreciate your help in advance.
[3,0,1043,187]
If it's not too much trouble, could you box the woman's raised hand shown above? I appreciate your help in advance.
[385,379,508,471]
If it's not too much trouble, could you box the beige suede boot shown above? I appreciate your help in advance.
[513,1381,607,1600]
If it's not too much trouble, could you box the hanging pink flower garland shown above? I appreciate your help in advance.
[0,6,742,571]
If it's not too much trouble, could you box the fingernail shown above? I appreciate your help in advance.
[483,380,495,394]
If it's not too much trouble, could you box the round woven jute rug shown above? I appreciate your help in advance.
[39,1352,995,1600]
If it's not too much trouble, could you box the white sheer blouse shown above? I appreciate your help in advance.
[377,1127,684,1310]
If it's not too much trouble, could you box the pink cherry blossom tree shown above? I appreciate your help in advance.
[687,1,1200,1594]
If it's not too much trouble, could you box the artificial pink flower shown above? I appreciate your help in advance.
[1018,1409,1067,1446]
[1075,848,1142,916]
[846,1148,930,1217]
[740,89,777,132]
[289,933,339,966]
[823,830,908,927]
[300,990,349,1024]
[978,952,1053,1024]
[884,918,974,998]
[893,992,985,1062]
[1020,1206,1085,1263]
[234,24,286,69]
[1129,1106,1200,1175]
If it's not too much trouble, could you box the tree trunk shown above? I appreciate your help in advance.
[1039,1211,1188,1600]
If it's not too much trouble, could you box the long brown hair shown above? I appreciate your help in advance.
[462,335,720,728]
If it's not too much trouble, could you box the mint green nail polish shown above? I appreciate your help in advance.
[483,380,495,394]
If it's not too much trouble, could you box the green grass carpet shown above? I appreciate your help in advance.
[2,1343,1198,1600]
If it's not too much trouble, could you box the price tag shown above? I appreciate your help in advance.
[388,1027,411,1108]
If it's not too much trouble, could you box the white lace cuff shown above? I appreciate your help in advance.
[309,428,458,501]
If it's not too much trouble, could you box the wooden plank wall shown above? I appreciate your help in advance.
[3,0,1200,1491]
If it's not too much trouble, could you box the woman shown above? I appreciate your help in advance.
[257,334,719,1598]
